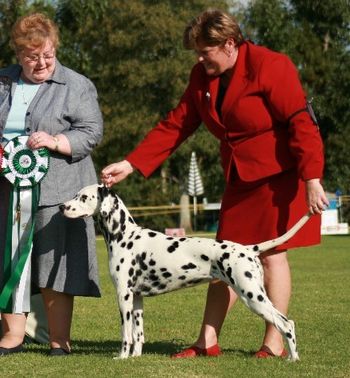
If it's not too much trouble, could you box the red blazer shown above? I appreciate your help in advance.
[127,41,324,183]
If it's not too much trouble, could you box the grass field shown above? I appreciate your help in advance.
[1,235,349,377]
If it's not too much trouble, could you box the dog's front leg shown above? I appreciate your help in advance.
[131,295,144,357]
[116,289,134,359]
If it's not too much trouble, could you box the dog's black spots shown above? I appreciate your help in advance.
[126,311,131,321]
[149,274,159,281]
[160,268,167,272]
[247,292,253,299]
[226,267,232,278]
[148,232,157,237]
[135,235,141,240]
[121,242,126,248]
[151,281,160,287]
[129,268,134,277]
[220,252,230,261]
[167,241,179,253]
[124,294,130,301]
[112,219,119,231]
[245,271,253,279]
[141,252,147,260]
[216,239,224,243]
[131,259,136,266]
[136,269,142,277]
[120,310,124,325]
[162,272,172,279]
[285,332,292,339]
[120,209,126,224]
[257,295,264,302]
[127,279,133,288]
[127,242,133,250]
[280,314,288,322]
[248,257,254,262]
[140,261,148,270]
[181,263,197,270]
[201,254,209,261]
[229,276,236,286]
[221,244,228,250]
[166,237,174,240]
[136,320,140,326]
[116,265,120,272]
[129,231,135,239]
[241,289,245,294]
[158,284,167,290]
[179,238,187,242]
[149,269,156,274]
[239,253,245,258]
[187,278,203,285]
[217,261,224,273]
[128,217,135,224]
[149,259,156,266]
[81,194,88,203]
[117,232,123,243]
[178,275,186,280]
[253,245,259,252]
[139,285,151,293]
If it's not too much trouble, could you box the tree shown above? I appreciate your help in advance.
[242,0,350,195]
[54,0,228,229]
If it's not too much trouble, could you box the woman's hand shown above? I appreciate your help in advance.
[101,160,134,187]
[27,131,56,151]
[306,178,329,215]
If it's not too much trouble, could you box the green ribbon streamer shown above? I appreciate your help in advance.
[0,186,39,311]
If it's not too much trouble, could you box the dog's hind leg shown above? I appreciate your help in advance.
[131,295,144,357]
[115,289,134,359]
[240,292,299,361]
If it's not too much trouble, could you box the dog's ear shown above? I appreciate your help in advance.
[97,184,110,199]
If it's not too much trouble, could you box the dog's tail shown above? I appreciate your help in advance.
[254,212,313,253]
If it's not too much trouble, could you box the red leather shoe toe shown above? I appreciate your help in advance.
[171,344,221,358]
[254,345,288,358]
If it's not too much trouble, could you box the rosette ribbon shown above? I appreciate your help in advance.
[0,136,49,311]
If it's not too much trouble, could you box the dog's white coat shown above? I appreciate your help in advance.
[61,184,310,361]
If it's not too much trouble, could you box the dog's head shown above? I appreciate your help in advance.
[60,184,108,218]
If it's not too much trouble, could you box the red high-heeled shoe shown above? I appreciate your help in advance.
[171,344,221,358]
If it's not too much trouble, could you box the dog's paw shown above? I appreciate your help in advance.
[287,353,300,362]
[131,343,143,357]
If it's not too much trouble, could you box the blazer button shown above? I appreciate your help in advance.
[25,127,31,134]
[26,112,30,116]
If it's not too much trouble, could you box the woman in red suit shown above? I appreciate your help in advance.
[101,9,329,358]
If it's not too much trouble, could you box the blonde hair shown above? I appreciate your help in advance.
[10,13,59,52]
[183,9,244,49]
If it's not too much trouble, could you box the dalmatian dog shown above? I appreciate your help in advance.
[60,184,311,361]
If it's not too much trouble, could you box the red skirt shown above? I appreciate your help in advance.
[217,168,321,250]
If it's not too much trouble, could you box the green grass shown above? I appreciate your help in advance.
[1,235,349,377]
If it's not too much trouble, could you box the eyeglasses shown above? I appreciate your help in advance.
[22,50,55,63]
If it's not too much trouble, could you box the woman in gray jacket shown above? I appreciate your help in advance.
[0,13,103,356]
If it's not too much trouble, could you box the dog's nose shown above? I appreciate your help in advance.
[58,204,65,213]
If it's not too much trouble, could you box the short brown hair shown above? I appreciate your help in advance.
[10,13,59,52]
[183,9,244,49]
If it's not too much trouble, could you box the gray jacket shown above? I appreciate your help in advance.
[0,60,103,205]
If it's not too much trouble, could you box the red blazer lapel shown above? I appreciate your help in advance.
[221,42,249,123]
[206,75,222,125]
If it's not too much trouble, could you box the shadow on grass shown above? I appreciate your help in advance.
[26,339,255,359]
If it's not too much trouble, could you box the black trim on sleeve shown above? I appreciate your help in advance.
[287,99,319,129]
